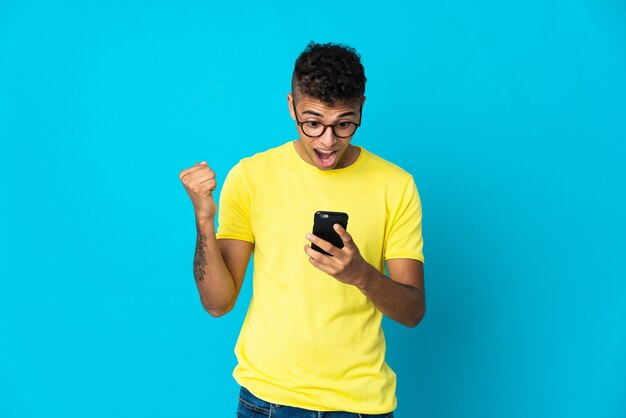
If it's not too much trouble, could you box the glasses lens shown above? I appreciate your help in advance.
[302,122,324,137]
[300,121,358,138]
[333,123,357,138]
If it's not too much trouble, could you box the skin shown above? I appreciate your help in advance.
[305,225,425,327]
[178,92,425,327]
[287,92,363,170]
[179,161,252,316]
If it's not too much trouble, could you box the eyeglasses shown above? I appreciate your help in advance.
[292,100,362,138]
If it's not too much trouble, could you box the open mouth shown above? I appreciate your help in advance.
[314,149,338,168]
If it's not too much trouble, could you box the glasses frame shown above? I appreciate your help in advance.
[292,100,362,138]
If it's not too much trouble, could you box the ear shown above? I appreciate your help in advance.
[287,93,295,121]
[357,96,366,123]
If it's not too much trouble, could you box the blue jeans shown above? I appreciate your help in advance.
[236,386,394,418]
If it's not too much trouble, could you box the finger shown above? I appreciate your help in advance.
[308,257,335,274]
[181,162,208,175]
[306,233,340,257]
[180,165,215,182]
[188,176,217,194]
[198,179,217,195]
[333,224,354,247]
[179,165,203,181]
[304,243,330,262]
[304,245,335,273]
[181,161,210,176]
[198,177,217,189]
[193,170,217,184]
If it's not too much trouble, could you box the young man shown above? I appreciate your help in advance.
[179,42,425,418]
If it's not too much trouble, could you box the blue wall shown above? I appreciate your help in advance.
[1,1,624,417]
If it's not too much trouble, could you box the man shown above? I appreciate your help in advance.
[179,41,425,418]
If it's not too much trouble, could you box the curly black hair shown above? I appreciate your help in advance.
[292,41,366,106]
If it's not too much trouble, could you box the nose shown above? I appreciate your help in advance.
[318,125,337,148]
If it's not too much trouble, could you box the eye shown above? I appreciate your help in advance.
[337,121,352,129]
[305,121,321,128]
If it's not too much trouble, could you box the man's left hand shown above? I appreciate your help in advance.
[304,224,373,287]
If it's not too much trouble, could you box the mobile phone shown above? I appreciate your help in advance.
[311,211,349,256]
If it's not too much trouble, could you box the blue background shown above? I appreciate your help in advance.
[1,1,625,417]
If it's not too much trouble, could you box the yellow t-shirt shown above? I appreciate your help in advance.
[216,141,424,414]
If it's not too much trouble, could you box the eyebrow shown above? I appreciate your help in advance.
[302,110,356,117]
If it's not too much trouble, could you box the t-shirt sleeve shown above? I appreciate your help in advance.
[216,160,255,244]
[384,176,424,262]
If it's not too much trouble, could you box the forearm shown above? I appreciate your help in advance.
[193,217,237,316]
[356,266,425,328]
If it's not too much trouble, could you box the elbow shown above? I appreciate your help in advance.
[204,306,233,318]
[405,314,423,328]
[202,299,235,318]
[405,288,426,328]
[197,287,238,317]
[405,306,426,328]
[208,310,228,318]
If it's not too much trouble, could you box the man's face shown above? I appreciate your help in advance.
[288,93,364,170]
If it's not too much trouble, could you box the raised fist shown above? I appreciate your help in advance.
[179,161,217,222]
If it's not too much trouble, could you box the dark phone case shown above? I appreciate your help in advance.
[311,211,349,257]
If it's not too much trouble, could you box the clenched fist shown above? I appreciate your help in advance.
[179,161,217,222]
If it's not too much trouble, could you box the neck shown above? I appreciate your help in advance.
[337,145,359,168]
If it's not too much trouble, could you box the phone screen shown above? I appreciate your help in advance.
[311,211,349,256]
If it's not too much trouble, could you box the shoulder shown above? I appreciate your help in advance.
[360,147,414,182]
[227,141,291,177]
[240,141,291,166]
